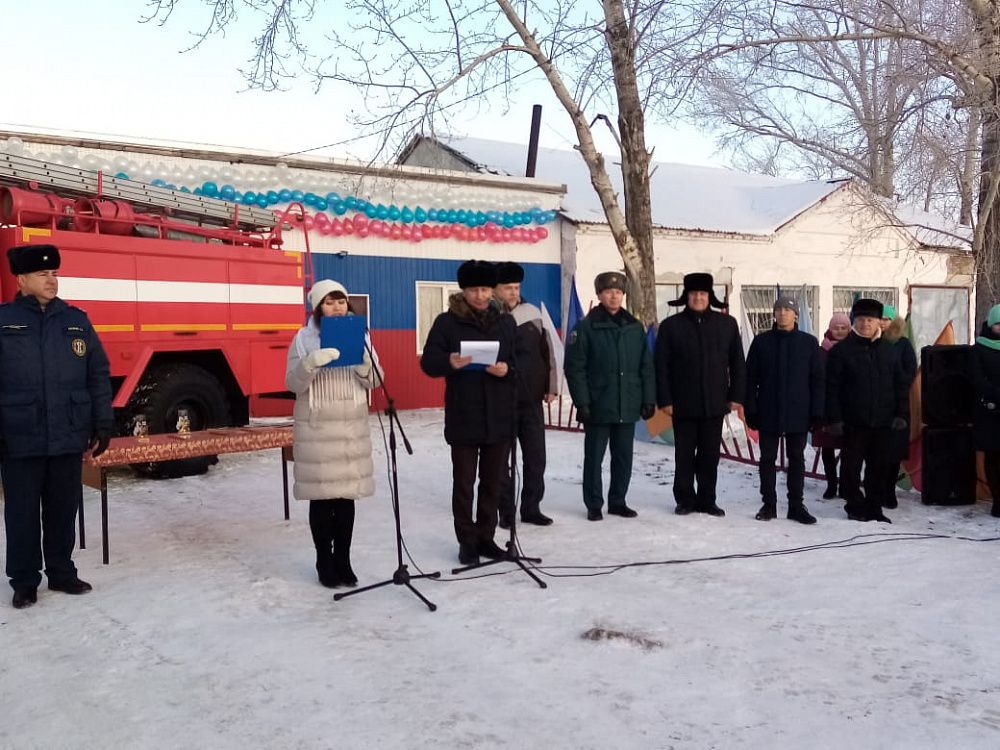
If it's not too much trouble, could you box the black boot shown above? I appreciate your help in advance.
[12,587,37,609]
[48,577,92,595]
[458,542,480,566]
[787,503,817,525]
[332,499,358,587]
[991,500,1000,519]
[755,502,777,521]
[478,538,509,560]
[822,480,838,500]
[309,501,340,588]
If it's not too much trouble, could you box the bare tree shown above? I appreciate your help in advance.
[144,0,692,328]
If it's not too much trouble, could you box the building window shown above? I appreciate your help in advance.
[832,287,898,315]
[740,285,819,336]
[655,283,729,321]
[416,281,461,353]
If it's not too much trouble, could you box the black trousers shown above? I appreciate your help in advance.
[3,454,83,590]
[582,422,635,512]
[986,451,1000,501]
[451,442,508,546]
[499,401,546,519]
[672,416,725,510]
[821,447,839,486]
[840,427,891,516]
[758,432,807,506]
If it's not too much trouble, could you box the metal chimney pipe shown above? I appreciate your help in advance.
[526,105,542,177]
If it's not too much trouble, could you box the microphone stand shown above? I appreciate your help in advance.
[451,318,546,588]
[335,335,441,611]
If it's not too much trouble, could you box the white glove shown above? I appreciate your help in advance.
[305,347,340,371]
[354,350,374,379]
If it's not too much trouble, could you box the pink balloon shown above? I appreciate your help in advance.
[353,213,368,230]
[537,226,549,240]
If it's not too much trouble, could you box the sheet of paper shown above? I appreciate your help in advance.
[460,340,499,366]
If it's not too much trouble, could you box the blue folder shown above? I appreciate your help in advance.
[320,315,366,367]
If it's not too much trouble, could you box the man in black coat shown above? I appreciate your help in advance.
[493,262,558,528]
[655,273,746,516]
[825,298,909,523]
[420,260,516,565]
[2,244,114,610]
[745,296,823,524]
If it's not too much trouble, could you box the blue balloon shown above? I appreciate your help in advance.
[486,211,499,223]
[401,207,414,224]
[304,192,318,206]
[503,216,515,228]
[220,184,236,200]
[445,209,457,223]
[332,200,347,215]
[243,191,257,204]
[325,192,341,204]
[114,172,129,180]
[193,187,203,196]
[388,205,401,221]
[364,204,378,219]
[428,208,439,222]
[376,204,389,220]
[291,190,305,202]
[475,211,486,226]
[344,196,358,210]
[255,195,269,208]
[233,192,243,202]
[201,181,219,198]
[414,207,427,223]
[278,189,292,202]
[530,207,543,221]
[180,186,190,193]
[152,178,167,187]
[315,198,328,211]
[166,184,177,191]
[266,191,279,204]
[456,209,467,223]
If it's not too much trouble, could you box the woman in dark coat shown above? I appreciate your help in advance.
[879,306,917,508]
[971,303,1000,517]
[420,260,516,564]
[812,313,850,498]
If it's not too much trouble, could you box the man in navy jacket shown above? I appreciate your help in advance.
[745,296,824,524]
[2,244,114,609]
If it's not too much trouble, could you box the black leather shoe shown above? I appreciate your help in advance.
[882,497,898,509]
[787,504,817,525]
[587,509,603,521]
[48,578,92,595]
[755,503,777,521]
[607,505,638,518]
[701,504,726,517]
[458,543,480,566]
[869,511,892,524]
[674,505,694,516]
[12,588,37,609]
[478,539,508,560]
[521,511,553,526]
[822,482,838,500]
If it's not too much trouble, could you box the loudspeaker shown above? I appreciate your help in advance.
[921,345,975,427]
[921,426,976,505]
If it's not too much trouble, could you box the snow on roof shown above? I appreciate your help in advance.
[435,135,844,235]
[881,199,971,250]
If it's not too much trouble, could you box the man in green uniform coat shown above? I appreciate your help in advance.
[564,272,656,520]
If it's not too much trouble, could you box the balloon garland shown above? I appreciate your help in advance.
[0,138,558,244]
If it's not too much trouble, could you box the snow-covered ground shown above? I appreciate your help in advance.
[3,409,1000,749]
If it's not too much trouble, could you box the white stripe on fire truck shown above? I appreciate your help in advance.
[58,277,302,305]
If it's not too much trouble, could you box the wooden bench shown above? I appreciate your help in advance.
[82,426,294,564]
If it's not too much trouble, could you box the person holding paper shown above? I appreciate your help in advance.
[564,271,656,521]
[420,260,516,566]
[286,279,381,588]
[494,261,559,528]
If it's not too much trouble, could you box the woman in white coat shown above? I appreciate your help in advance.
[286,279,381,587]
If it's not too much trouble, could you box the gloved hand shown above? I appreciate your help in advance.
[89,428,112,458]
[891,417,908,431]
[576,405,592,424]
[354,350,373,380]
[826,421,845,437]
[305,347,340,371]
[640,403,656,420]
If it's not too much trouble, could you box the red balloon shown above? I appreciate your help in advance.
[372,220,386,236]
[316,222,330,236]
[357,226,369,238]
[537,227,549,240]
[331,219,344,236]
[442,225,453,239]
[389,224,402,240]
[303,217,314,231]
[476,227,487,242]
[342,220,354,235]
[401,225,412,239]
[500,228,512,242]
[353,213,368,229]
[411,229,422,243]
[421,224,433,238]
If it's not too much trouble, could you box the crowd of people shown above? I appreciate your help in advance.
[5,244,1000,605]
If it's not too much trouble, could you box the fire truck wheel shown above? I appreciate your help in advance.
[128,363,232,478]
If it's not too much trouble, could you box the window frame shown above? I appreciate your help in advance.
[415,281,461,354]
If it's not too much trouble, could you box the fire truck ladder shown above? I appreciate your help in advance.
[0,152,278,231]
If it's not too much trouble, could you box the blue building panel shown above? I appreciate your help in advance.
[311,254,562,329]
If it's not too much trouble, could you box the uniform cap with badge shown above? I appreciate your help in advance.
[7,244,61,275]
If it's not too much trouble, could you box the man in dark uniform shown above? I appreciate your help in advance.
[825,298,908,523]
[2,244,114,609]
[655,273,746,516]
[564,271,656,521]
[744,296,824,524]
[493,262,558,528]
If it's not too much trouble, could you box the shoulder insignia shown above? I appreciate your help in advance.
[71,338,87,357]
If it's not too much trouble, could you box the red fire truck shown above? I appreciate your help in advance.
[0,153,307,471]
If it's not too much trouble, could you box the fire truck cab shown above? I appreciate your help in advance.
[0,154,306,472]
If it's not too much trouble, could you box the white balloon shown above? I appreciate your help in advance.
[7,137,24,155]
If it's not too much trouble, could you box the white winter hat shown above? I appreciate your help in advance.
[308,279,349,310]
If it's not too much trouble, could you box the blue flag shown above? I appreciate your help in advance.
[566,275,584,338]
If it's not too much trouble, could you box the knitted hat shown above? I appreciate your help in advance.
[7,244,61,275]
[495,261,524,285]
[989,304,1000,328]
[882,304,897,321]
[308,279,348,310]
[773,296,799,315]
[828,313,851,329]
[457,260,497,289]
[594,271,627,294]
[667,273,726,308]
[850,298,883,321]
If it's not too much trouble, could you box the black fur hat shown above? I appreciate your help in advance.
[667,272,726,308]
[594,271,627,295]
[495,261,524,285]
[457,259,497,289]
[850,298,884,321]
[7,244,61,275]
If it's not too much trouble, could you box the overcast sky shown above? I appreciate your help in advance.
[4,1,723,168]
